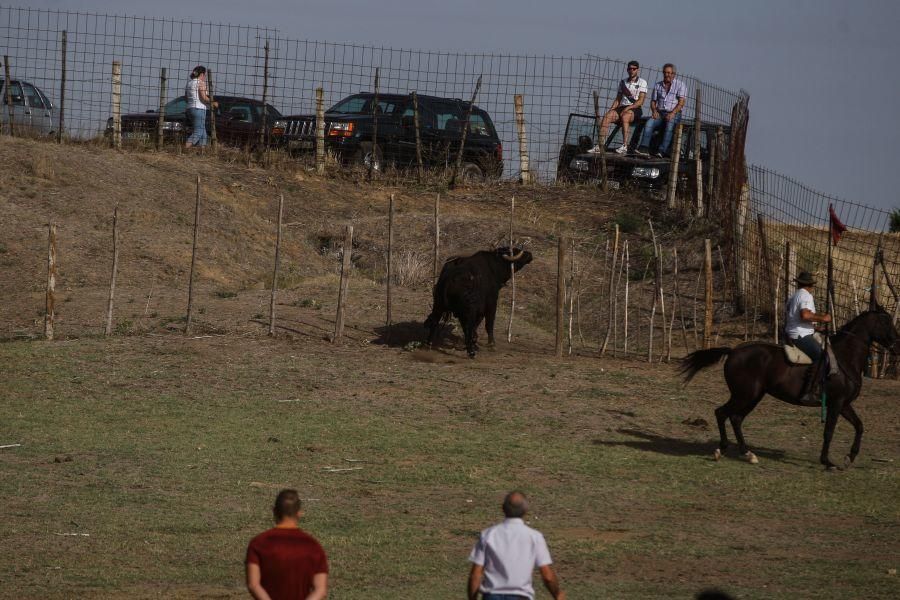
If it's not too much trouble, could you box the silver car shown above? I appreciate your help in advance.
[1,79,55,136]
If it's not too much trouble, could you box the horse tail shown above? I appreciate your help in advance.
[679,347,732,383]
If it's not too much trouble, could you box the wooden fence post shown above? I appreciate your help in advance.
[104,206,120,336]
[601,224,619,356]
[185,175,201,334]
[268,194,284,336]
[259,41,270,163]
[624,241,630,355]
[756,214,776,341]
[783,240,795,307]
[507,196,516,342]
[714,127,725,212]
[44,222,57,340]
[369,67,379,180]
[333,225,354,342]
[666,122,684,209]
[693,87,703,216]
[733,183,750,313]
[449,75,482,188]
[433,193,440,284]
[412,91,424,182]
[704,239,713,349]
[156,68,167,150]
[514,94,532,184]
[111,60,122,150]
[207,68,217,153]
[57,31,67,143]
[556,235,567,357]
[315,87,325,174]
[592,90,608,193]
[3,56,15,136]
[386,194,394,330]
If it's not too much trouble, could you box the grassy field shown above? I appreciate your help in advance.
[1,332,898,599]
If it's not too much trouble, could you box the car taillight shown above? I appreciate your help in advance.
[328,122,354,137]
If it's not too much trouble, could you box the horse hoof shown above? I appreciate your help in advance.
[843,455,854,469]
[744,451,759,464]
[713,448,723,461]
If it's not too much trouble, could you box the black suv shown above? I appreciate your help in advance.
[109,95,282,148]
[274,93,503,180]
[557,112,731,192]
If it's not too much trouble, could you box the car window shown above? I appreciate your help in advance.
[163,96,187,117]
[2,81,25,106]
[221,101,254,122]
[467,114,492,137]
[432,102,463,132]
[328,96,368,114]
[22,83,45,109]
[565,115,597,146]
[401,103,436,128]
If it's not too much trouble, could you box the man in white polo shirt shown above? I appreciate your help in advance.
[589,60,648,155]
[467,491,566,600]
[785,270,831,404]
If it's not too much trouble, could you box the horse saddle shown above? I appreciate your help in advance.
[783,336,839,376]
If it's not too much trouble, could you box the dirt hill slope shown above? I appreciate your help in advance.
[1,138,654,343]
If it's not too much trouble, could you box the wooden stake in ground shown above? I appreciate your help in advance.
[592,90,608,193]
[514,95,532,184]
[657,247,668,363]
[4,56,15,136]
[624,241,630,356]
[156,68,167,150]
[268,194,284,336]
[756,214,776,341]
[104,206,120,336]
[647,219,659,362]
[57,31,67,143]
[693,86,703,216]
[613,240,626,357]
[368,67,379,181]
[44,222,57,340]
[568,237,576,355]
[333,225,354,343]
[556,236,567,357]
[674,247,690,354]
[207,68,217,153]
[506,196,516,342]
[601,224,619,356]
[449,75,482,188]
[185,175,201,335]
[432,193,440,284]
[386,194,394,330]
[111,60,122,150]
[412,91,424,182]
[666,123,683,210]
[704,239,714,349]
[315,87,325,174]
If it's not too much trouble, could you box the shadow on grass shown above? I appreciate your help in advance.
[371,320,463,350]
[593,428,787,461]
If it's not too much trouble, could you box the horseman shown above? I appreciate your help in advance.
[784,271,832,403]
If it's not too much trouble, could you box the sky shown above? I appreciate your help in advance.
[23,0,900,213]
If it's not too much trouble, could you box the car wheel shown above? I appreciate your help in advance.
[354,142,383,173]
[459,162,484,183]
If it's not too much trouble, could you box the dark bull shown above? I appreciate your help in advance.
[425,247,533,358]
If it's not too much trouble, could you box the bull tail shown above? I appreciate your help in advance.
[679,347,732,384]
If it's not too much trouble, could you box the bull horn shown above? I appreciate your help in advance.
[503,249,525,262]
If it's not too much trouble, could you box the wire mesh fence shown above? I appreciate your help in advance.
[735,166,899,355]
[1,6,744,182]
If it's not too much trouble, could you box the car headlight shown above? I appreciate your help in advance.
[632,166,661,179]
[328,122,355,137]
[569,158,589,172]
[271,119,287,136]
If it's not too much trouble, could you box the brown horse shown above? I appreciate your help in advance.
[680,309,899,469]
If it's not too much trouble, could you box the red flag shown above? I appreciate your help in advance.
[829,204,847,245]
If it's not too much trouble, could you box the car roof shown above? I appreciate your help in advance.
[346,92,485,109]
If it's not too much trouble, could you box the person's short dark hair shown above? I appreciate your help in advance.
[696,590,736,600]
[663,63,676,73]
[627,60,640,69]
[273,489,302,520]
[502,491,528,518]
[190,65,207,79]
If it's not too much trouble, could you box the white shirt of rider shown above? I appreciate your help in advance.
[619,77,648,107]
[785,288,816,339]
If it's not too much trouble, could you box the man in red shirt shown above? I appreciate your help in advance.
[245,489,329,600]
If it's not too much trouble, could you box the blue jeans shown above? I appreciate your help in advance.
[186,107,208,146]
[639,110,681,155]
[793,334,823,362]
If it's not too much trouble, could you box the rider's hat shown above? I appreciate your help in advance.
[794,271,817,287]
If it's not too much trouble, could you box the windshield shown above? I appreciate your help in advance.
[328,95,403,115]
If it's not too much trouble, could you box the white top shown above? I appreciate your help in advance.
[185,78,206,110]
[619,77,648,107]
[468,518,553,600]
[785,288,816,339]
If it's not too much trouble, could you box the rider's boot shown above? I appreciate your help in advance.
[797,362,822,406]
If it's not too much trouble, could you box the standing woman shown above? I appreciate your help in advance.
[185,65,211,148]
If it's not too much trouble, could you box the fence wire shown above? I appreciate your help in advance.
[2,6,742,182]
